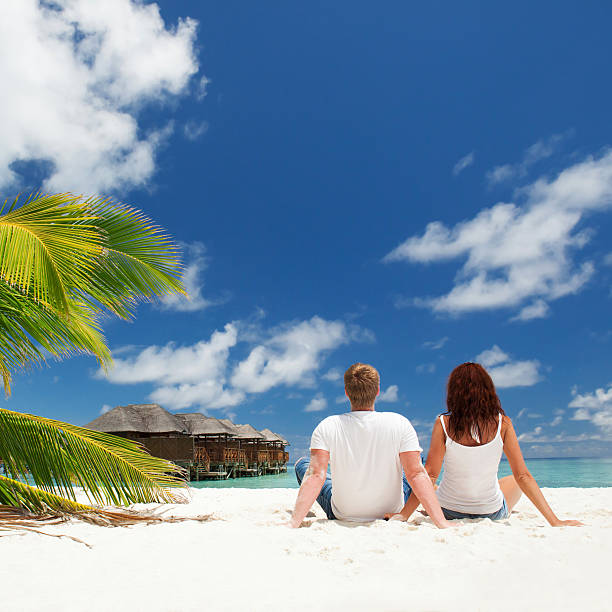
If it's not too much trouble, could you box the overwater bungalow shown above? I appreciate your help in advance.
[175,413,237,479]
[259,428,290,472]
[86,403,193,463]
[85,403,289,480]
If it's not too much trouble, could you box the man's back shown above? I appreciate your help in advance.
[311,411,421,521]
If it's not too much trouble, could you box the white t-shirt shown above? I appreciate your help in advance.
[310,410,422,522]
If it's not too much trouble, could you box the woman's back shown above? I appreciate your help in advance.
[436,413,505,514]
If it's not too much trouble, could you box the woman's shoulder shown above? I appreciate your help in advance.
[500,414,515,439]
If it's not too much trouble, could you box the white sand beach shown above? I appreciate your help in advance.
[1,487,611,612]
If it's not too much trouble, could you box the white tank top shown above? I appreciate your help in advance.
[436,414,505,514]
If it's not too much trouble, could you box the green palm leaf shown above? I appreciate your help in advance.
[77,197,184,319]
[0,282,110,393]
[0,408,187,506]
[0,475,103,515]
[0,193,185,392]
[0,194,102,314]
[0,192,190,521]
[0,478,211,529]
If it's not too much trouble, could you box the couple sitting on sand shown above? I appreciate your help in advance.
[289,362,582,529]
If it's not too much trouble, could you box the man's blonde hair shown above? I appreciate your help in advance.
[344,363,379,409]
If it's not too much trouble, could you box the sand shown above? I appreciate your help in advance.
[1,487,610,612]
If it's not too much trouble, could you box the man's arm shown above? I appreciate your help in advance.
[399,451,450,529]
[387,421,446,522]
[289,449,329,528]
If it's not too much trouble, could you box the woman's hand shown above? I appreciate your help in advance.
[384,512,408,521]
[550,518,584,527]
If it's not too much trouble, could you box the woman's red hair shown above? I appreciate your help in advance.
[445,362,505,441]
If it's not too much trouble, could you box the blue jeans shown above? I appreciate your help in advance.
[294,457,414,520]
[441,498,509,521]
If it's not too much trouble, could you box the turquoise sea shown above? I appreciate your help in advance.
[190,457,612,490]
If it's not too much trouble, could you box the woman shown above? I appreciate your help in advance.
[386,362,582,526]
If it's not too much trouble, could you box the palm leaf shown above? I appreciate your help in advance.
[0,192,185,392]
[0,193,184,321]
[80,197,185,319]
[0,194,102,314]
[0,479,212,529]
[0,408,188,506]
[0,282,111,393]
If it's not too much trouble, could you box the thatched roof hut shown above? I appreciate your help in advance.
[218,418,240,434]
[259,428,282,442]
[176,414,236,437]
[273,432,289,446]
[259,428,289,445]
[233,424,265,440]
[86,403,187,435]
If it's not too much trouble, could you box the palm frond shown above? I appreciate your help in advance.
[0,408,188,506]
[0,282,112,393]
[0,193,184,322]
[0,194,102,314]
[0,479,212,529]
[80,197,185,319]
[0,192,185,391]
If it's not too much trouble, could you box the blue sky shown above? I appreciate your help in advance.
[1,1,611,459]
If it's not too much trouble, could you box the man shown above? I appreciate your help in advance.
[289,362,449,528]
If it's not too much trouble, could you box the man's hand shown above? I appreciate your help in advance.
[384,512,408,521]
[551,518,584,527]
[289,449,329,528]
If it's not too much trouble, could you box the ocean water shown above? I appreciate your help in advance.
[189,457,612,490]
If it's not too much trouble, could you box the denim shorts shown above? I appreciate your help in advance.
[441,497,509,521]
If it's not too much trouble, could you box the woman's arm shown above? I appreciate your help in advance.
[503,418,582,527]
[398,451,449,528]
[385,419,446,521]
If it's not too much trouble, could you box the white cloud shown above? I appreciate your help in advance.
[551,416,563,427]
[384,151,612,317]
[516,428,605,444]
[604,252,612,266]
[304,393,327,412]
[98,316,370,411]
[150,383,244,411]
[527,413,543,418]
[518,426,542,442]
[476,345,509,368]
[378,385,399,402]
[0,1,200,194]
[100,323,241,410]
[160,243,217,312]
[322,368,342,382]
[183,120,209,141]
[104,324,237,385]
[476,345,541,388]
[511,299,550,322]
[452,152,475,176]
[336,395,348,404]
[488,361,541,388]
[423,337,449,350]
[487,133,568,186]
[197,75,210,100]
[100,404,113,415]
[416,363,436,374]
[516,408,526,419]
[231,317,359,393]
[569,385,612,432]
